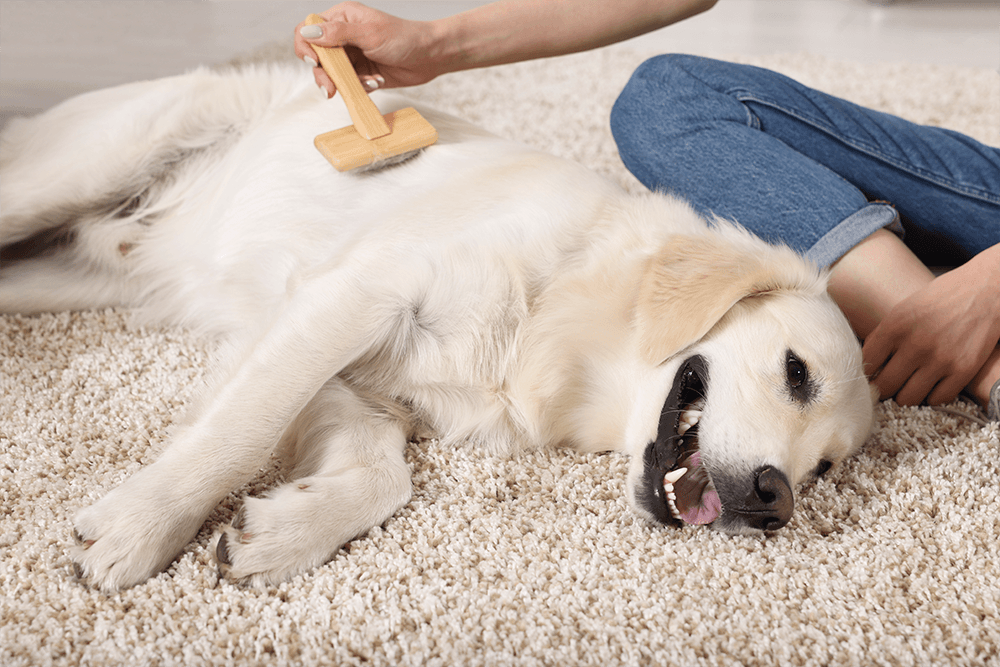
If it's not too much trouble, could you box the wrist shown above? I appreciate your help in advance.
[963,244,1000,302]
[975,243,1000,279]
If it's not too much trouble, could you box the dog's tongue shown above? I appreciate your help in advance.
[674,452,721,525]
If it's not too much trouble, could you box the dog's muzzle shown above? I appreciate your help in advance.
[637,355,794,532]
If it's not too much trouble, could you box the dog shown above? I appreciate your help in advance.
[0,64,876,592]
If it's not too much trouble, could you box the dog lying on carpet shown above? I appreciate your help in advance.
[0,64,876,592]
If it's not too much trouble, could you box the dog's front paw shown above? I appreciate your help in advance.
[71,474,209,593]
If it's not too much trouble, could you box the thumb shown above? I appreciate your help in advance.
[300,21,337,46]
[300,16,374,51]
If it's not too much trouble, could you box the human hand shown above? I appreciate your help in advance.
[863,246,1000,406]
[294,2,441,98]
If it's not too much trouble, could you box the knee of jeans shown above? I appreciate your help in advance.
[635,54,707,79]
[612,54,721,129]
[612,55,714,154]
[617,54,704,104]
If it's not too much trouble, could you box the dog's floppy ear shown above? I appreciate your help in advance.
[636,230,824,364]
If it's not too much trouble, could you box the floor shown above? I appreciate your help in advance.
[0,0,998,128]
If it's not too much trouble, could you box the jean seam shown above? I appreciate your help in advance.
[732,91,1000,207]
[743,103,761,131]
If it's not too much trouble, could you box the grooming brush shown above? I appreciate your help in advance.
[305,13,438,172]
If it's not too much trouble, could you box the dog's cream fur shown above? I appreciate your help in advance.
[0,65,875,592]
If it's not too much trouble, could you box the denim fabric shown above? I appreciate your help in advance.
[610,54,1000,267]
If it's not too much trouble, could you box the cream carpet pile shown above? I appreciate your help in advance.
[2,44,998,666]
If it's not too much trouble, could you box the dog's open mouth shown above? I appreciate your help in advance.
[640,355,722,526]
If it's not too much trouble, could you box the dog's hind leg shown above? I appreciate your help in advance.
[214,378,413,586]
[1,209,149,313]
[0,253,132,313]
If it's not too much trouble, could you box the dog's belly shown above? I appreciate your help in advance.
[136,98,623,344]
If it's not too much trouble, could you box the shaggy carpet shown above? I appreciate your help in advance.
[2,42,998,667]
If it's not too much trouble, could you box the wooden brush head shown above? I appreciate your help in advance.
[314,107,438,172]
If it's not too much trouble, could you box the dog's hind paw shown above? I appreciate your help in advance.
[213,473,410,587]
[212,487,352,587]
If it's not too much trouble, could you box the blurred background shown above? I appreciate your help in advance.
[1,0,998,129]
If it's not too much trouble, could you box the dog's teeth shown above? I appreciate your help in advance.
[664,482,673,493]
[663,467,688,485]
[681,410,702,426]
[678,422,691,435]
[668,496,682,519]
[667,492,676,501]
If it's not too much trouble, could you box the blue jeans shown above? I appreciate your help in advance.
[610,55,1000,268]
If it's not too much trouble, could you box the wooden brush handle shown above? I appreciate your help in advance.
[305,14,390,140]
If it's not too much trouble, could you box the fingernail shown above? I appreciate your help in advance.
[364,78,380,91]
[303,55,318,68]
[300,25,323,39]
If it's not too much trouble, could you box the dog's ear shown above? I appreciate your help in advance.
[636,231,824,364]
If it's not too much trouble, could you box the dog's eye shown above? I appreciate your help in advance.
[786,355,807,388]
[815,460,833,477]
[785,351,815,404]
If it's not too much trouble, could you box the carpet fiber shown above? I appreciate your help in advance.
[2,45,998,666]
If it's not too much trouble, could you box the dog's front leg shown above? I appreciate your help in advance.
[71,275,389,593]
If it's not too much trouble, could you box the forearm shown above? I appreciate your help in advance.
[428,0,717,73]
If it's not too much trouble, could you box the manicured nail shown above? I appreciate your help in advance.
[364,78,380,91]
[303,55,318,68]
[300,25,323,39]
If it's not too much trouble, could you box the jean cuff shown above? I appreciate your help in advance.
[805,202,901,268]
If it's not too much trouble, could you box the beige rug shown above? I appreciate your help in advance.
[2,44,999,667]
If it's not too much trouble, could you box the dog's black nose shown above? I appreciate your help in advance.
[716,465,794,531]
[749,466,794,530]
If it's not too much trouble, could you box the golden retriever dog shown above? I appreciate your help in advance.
[0,64,875,592]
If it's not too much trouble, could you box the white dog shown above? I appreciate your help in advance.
[0,64,875,592]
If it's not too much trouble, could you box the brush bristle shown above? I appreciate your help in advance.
[352,148,425,173]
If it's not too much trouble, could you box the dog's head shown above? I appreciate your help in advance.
[626,224,876,533]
